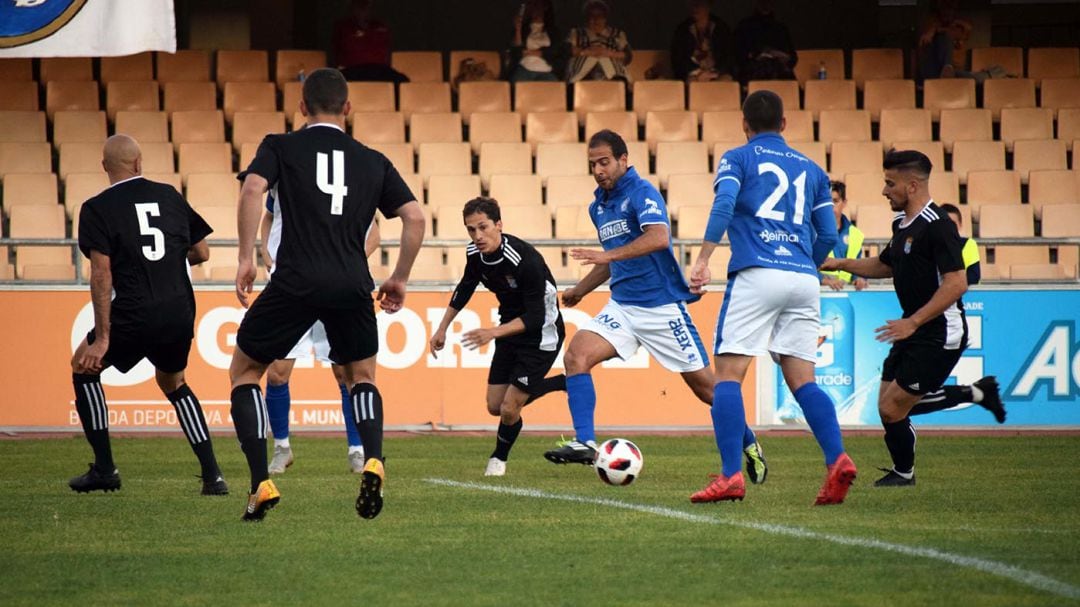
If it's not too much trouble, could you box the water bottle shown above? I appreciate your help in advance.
[298,69,306,82]
[817,62,827,80]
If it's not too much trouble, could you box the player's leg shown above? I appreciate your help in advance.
[332,364,365,473]
[876,380,923,486]
[909,377,1006,423]
[154,366,228,495]
[68,334,121,492]
[544,329,620,464]
[489,343,561,474]
[265,358,297,474]
[485,384,529,477]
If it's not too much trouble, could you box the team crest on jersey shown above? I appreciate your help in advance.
[0,0,87,48]
[717,157,732,173]
[505,276,517,288]
[620,198,630,213]
[903,236,913,254]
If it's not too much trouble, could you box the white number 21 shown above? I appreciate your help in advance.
[755,162,806,225]
[134,203,164,261]
[317,150,348,215]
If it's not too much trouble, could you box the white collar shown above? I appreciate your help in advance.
[107,175,145,190]
[306,122,346,133]
[899,199,934,229]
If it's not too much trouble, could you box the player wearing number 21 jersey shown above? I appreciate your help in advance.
[689,90,856,506]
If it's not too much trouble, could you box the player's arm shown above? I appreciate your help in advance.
[562,263,611,307]
[80,250,113,373]
[365,221,381,258]
[464,256,548,348]
[430,257,480,357]
[378,200,425,313]
[188,239,210,265]
[235,173,269,307]
[569,223,669,266]
[689,155,740,293]
[259,209,273,270]
[820,255,893,278]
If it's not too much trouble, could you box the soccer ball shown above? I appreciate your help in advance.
[594,438,643,486]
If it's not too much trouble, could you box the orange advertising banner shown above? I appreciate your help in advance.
[0,288,754,431]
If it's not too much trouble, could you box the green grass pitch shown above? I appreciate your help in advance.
[2,433,1078,606]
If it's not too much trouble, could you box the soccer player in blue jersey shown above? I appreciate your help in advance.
[688,90,857,505]
[543,129,767,482]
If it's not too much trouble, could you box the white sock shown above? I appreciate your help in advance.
[348,445,364,455]
[970,385,984,403]
[894,467,914,479]
[275,438,290,449]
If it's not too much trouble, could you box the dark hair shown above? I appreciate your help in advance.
[830,181,846,201]
[742,90,784,133]
[302,68,349,116]
[883,149,932,179]
[939,202,962,223]
[463,196,501,222]
[587,129,628,159]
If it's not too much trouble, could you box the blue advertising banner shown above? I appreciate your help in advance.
[774,288,1080,426]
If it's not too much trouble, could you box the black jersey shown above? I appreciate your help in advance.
[879,201,967,349]
[239,123,414,307]
[449,234,565,351]
[78,176,212,341]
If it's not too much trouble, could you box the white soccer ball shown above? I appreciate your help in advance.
[594,438,644,486]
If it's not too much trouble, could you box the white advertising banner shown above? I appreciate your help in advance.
[0,0,175,57]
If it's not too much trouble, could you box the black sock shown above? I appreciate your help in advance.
[350,383,384,462]
[909,385,973,416]
[882,417,916,474]
[524,373,567,405]
[491,418,524,461]
[167,384,220,479]
[73,373,115,472]
[231,384,268,493]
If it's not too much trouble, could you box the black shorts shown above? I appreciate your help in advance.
[881,340,966,396]
[488,339,561,394]
[236,280,378,365]
[86,329,191,374]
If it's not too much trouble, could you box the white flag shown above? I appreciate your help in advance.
[0,0,176,57]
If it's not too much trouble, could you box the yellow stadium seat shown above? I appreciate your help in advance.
[938,108,992,153]
[710,140,745,168]
[59,142,106,180]
[1008,263,1074,280]
[399,82,452,123]
[803,79,856,118]
[140,142,176,174]
[999,107,1053,151]
[0,81,39,111]
[156,50,212,83]
[685,245,733,281]
[458,81,512,121]
[52,111,106,151]
[46,81,99,119]
[1039,78,1080,117]
[951,140,1005,184]
[633,80,685,124]
[100,53,154,84]
[966,170,1021,221]
[842,172,885,207]
[0,58,32,81]
[889,141,944,174]
[1058,109,1080,151]
[573,81,626,123]
[794,49,845,85]
[347,82,397,114]
[171,110,226,150]
[993,245,1050,267]
[392,51,444,82]
[232,112,286,152]
[417,142,471,186]
[409,112,463,145]
[427,174,481,212]
[39,58,92,82]
[655,141,709,189]
[186,173,240,208]
[782,110,814,142]
[280,81,303,122]
[688,81,741,117]
[196,206,238,242]
[65,173,109,217]
[923,79,975,120]
[499,205,553,239]
[274,50,326,88]
[144,173,182,193]
[0,111,46,143]
[178,143,233,181]
[489,174,543,207]
[666,173,715,219]
[701,111,744,148]
[818,110,871,152]
[163,81,217,115]
[468,112,522,152]
[929,171,960,205]
[546,174,597,209]
[1012,139,1067,183]
[1040,204,1080,238]
[10,205,69,276]
[2,173,57,215]
[400,172,424,205]
[368,143,415,175]
[830,141,883,179]
[536,143,588,185]
[478,142,531,189]
[851,49,904,88]
[970,47,1024,77]
[352,112,406,145]
[554,205,596,238]
[644,111,697,153]
[675,205,711,239]
[879,109,931,149]
[105,81,159,122]
[222,82,276,123]
[20,263,76,281]
[514,82,567,114]
[789,141,827,170]
[626,140,651,174]
[863,79,916,121]
[979,204,1034,238]
[216,50,269,86]
[1028,170,1080,219]
[238,143,259,172]
[853,204,897,238]
[1027,48,1080,80]
[525,112,578,151]
[584,111,637,142]
[627,49,672,82]
[747,80,800,111]
[534,245,574,282]
[115,111,169,144]
[448,51,501,83]
[983,79,1036,121]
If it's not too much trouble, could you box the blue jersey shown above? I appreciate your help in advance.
[705,133,838,277]
[588,166,697,307]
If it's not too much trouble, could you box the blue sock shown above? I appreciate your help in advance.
[340,383,362,447]
[566,373,596,443]
[712,381,746,477]
[265,382,291,440]
[794,382,844,466]
[742,424,757,449]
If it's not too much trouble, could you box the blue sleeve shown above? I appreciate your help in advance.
[631,183,670,228]
[809,173,838,266]
[265,192,275,213]
[967,261,981,286]
[704,151,742,243]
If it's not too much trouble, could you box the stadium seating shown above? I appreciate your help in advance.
[794,49,845,85]
[665,173,715,218]
[851,49,904,88]
[1027,47,1080,80]
[392,51,444,82]
[232,111,286,151]
[584,111,637,142]
[1039,78,1080,117]
[644,111,698,153]
[163,81,217,115]
[1028,170,1080,218]
[999,108,1053,151]
[966,170,1021,220]
[853,204,896,238]
[971,47,1024,77]
[347,82,397,114]
[879,109,932,149]
[573,81,626,123]
[46,81,99,119]
[105,81,160,121]
[923,79,975,120]
[951,140,1005,183]
[627,50,672,82]
[53,111,107,150]
[979,205,1034,238]
[222,82,276,123]
[500,205,553,239]
[546,174,597,208]
[427,174,480,212]
[448,51,501,84]
[458,81,512,120]
[830,141,883,178]
[216,50,269,86]
[171,110,226,149]
[804,80,857,118]
[478,142,532,189]
[469,112,523,152]
[59,142,107,180]
[369,142,415,175]
[187,173,239,208]
[818,110,871,151]
[525,112,578,150]
[178,142,233,181]
[688,81,741,116]
[0,58,33,81]
[536,143,588,185]
[116,111,169,143]
[863,79,916,121]
[418,142,471,185]
[984,78,1037,121]
[0,111,46,143]
[140,142,176,174]
[352,112,406,145]
[747,80,800,110]
[938,108,992,153]
[410,112,464,145]
[891,141,944,173]
[655,142,709,188]
[490,174,543,207]
[1012,139,1067,183]
[156,50,212,83]
[275,50,326,88]
[1041,204,1080,238]
[929,171,960,205]
[783,110,815,142]
[9,205,69,277]
[701,111,744,148]
[0,82,39,111]
[1058,109,1080,150]
[39,57,92,82]
[2,173,57,215]
[632,80,685,124]
[514,82,567,114]
[100,53,154,84]
[65,173,109,216]
[399,82,453,122]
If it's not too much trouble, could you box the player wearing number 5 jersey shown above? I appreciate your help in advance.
[229,68,426,521]
[689,90,857,505]
[71,135,228,497]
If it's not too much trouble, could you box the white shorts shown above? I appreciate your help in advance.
[285,321,332,362]
[583,300,709,373]
[715,267,820,363]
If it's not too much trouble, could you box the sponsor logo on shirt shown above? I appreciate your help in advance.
[598,219,630,242]
[753,146,809,162]
[758,229,800,243]
[717,158,733,173]
[775,245,793,257]
[642,198,663,216]
[904,236,913,254]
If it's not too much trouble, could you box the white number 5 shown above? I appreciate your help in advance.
[134,203,164,261]
[317,150,348,215]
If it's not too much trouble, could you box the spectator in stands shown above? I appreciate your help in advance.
[940,203,981,285]
[820,181,868,291]
[917,0,975,81]
[734,0,797,82]
[333,0,408,83]
[671,0,734,82]
[508,0,563,82]
[566,0,633,83]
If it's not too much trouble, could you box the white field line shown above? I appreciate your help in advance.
[424,478,1080,601]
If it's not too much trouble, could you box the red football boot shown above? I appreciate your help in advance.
[690,471,746,503]
[814,453,857,506]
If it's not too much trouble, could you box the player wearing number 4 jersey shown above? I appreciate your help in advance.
[229,68,425,521]
[71,135,228,497]
[690,91,856,506]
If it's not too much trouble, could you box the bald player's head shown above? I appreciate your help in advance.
[102,134,142,182]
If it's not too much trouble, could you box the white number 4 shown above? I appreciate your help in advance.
[317,150,348,215]
[755,162,807,225]
[134,203,164,261]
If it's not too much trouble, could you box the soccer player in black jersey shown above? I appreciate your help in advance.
[230,68,425,521]
[430,198,567,476]
[71,135,227,496]
[821,150,1004,487]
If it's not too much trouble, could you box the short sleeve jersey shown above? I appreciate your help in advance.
[879,201,968,348]
[239,123,414,306]
[714,132,833,276]
[449,234,565,351]
[78,176,211,340]
[588,166,696,307]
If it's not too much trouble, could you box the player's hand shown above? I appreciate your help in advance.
[259,247,273,272]
[570,248,610,266]
[79,339,109,374]
[377,276,406,313]
[818,258,842,272]
[822,275,847,291]
[429,329,446,358]
[561,286,582,308]
[853,277,869,291]
[875,318,917,343]
[235,259,257,308]
[462,327,496,350]
[688,261,711,295]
